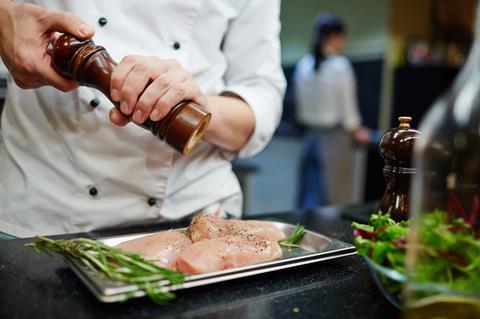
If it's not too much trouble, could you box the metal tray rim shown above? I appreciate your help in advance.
[66,250,357,303]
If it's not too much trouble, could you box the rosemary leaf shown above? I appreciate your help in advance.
[25,236,185,304]
[279,224,306,248]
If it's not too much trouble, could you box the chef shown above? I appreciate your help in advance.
[0,0,286,238]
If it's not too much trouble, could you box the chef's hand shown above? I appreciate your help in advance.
[0,1,94,91]
[109,56,207,126]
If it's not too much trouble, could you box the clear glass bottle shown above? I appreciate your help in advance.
[404,5,480,319]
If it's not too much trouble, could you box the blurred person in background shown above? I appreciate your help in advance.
[294,13,371,208]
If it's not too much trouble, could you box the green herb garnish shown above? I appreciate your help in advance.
[26,236,184,304]
[279,224,306,248]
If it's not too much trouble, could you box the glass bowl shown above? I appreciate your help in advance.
[364,256,406,309]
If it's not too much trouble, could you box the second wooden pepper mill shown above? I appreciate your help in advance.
[378,116,422,221]
[51,33,211,155]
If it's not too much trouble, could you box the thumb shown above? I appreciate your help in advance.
[109,108,130,127]
[41,10,95,39]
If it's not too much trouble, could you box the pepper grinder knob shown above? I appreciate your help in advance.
[51,33,211,155]
[378,116,422,221]
[398,116,412,128]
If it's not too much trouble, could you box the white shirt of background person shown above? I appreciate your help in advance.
[294,53,361,131]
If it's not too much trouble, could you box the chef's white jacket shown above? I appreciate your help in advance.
[0,0,286,237]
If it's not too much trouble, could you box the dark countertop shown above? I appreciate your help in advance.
[0,203,399,319]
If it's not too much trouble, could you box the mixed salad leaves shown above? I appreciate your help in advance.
[352,211,480,293]
[353,213,409,274]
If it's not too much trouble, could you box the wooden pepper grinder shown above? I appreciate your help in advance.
[378,116,422,221]
[51,33,211,155]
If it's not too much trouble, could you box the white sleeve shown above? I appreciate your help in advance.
[221,0,286,158]
[337,62,361,131]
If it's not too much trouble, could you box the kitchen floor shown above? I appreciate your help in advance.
[238,136,304,216]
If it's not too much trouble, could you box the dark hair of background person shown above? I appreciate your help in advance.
[311,13,346,71]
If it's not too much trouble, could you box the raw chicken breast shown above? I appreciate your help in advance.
[177,236,283,274]
[115,230,192,269]
[188,214,285,242]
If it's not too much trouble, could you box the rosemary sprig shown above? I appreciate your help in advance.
[278,224,306,248]
[25,236,184,304]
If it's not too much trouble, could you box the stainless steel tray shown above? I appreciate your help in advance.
[64,221,356,302]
